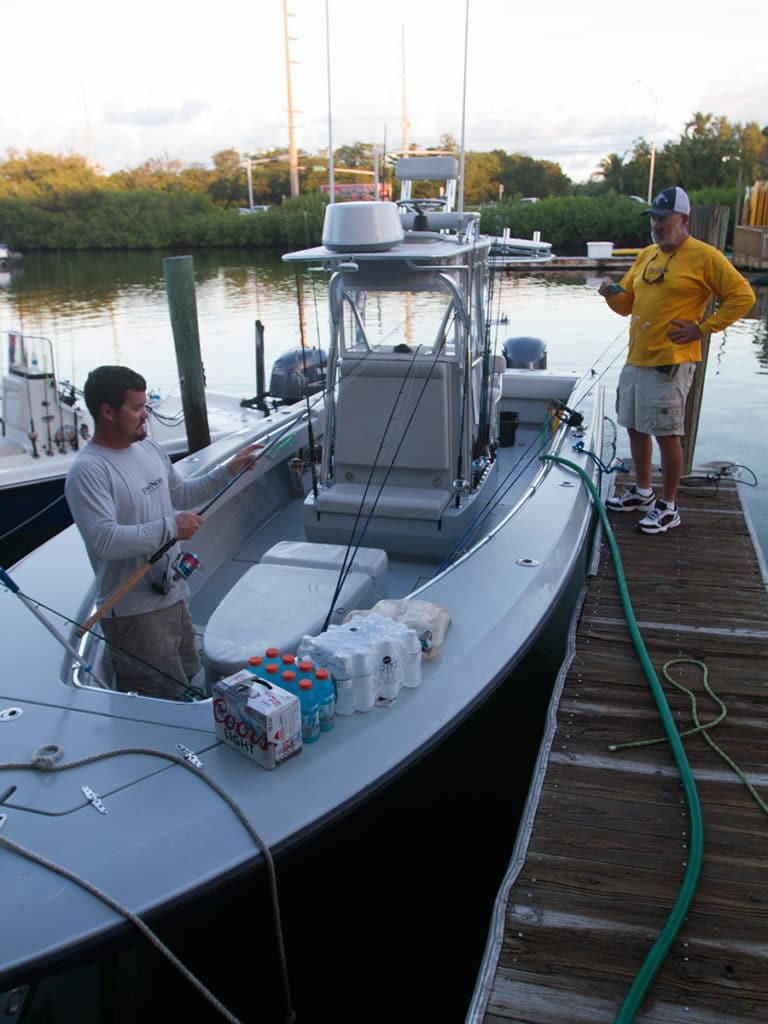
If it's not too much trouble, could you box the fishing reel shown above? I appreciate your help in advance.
[172,551,203,582]
[548,399,584,432]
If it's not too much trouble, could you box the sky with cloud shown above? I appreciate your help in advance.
[4,0,766,183]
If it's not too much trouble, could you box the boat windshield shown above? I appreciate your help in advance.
[339,288,459,358]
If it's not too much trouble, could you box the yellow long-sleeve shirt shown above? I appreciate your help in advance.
[605,236,755,366]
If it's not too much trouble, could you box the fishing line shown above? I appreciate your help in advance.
[5,586,204,700]
[322,322,460,630]
[0,492,69,544]
[321,341,437,630]
[391,314,635,574]
[293,247,320,500]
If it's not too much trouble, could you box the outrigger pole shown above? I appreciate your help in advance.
[75,412,308,638]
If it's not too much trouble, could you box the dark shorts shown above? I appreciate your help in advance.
[101,599,200,700]
[615,363,697,436]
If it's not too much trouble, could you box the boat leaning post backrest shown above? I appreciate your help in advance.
[313,348,459,524]
[395,155,458,213]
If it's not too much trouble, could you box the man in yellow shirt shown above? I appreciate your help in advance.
[599,186,755,534]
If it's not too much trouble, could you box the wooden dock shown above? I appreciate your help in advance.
[468,476,768,1024]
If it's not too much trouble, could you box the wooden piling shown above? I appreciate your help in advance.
[683,206,731,476]
[162,255,211,453]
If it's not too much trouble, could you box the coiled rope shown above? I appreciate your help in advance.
[0,745,296,1024]
[610,657,768,817]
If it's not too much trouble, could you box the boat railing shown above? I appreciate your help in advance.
[3,331,56,380]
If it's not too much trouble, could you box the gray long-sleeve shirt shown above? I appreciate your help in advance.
[65,438,230,617]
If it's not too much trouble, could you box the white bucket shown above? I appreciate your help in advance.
[587,241,613,259]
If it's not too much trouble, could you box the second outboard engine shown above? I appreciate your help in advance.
[269,348,327,404]
[502,336,547,370]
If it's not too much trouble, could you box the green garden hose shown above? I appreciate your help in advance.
[543,454,704,1024]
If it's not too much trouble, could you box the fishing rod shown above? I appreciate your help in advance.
[0,567,109,688]
[20,339,40,459]
[76,413,308,638]
[295,223,320,500]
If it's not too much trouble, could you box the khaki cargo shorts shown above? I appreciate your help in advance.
[615,362,697,436]
[102,599,200,700]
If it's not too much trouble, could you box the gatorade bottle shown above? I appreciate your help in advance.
[248,655,264,674]
[298,678,320,743]
[262,661,281,688]
[265,647,280,661]
[281,669,299,697]
[315,667,335,732]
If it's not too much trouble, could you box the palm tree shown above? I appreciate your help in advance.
[595,152,626,193]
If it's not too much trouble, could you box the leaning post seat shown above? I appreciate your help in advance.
[312,353,458,523]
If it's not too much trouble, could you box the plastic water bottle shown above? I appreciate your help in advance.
[314,667,335,732]
[248,654,264,676]
[298,678,320,743]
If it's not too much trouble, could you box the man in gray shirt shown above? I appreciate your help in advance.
[66,365,258,699]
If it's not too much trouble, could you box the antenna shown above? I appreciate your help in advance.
[326,0,334,203]
[458,0,470,215]
[282,0,300,198]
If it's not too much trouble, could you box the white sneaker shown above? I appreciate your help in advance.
[637,500,681,534]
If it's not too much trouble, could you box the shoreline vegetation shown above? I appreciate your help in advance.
[1,110,764,253]
[0,187,741,256]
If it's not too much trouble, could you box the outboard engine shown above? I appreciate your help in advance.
[502,336,547,370]
[269,348,327,404]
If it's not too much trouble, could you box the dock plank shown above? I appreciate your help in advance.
[471,478,768,1024]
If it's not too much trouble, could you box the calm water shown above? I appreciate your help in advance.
[3,248,766,561]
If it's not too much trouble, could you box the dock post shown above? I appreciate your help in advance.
[162,255,211,453]
[682,205,730,475]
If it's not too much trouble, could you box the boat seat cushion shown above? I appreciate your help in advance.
[203,563,375,679]
[333,358,454,487]
[260,540,388,597]
[314,482,452,521]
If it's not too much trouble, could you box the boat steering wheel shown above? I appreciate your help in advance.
[396,198,447,231]
[395,198,447,213]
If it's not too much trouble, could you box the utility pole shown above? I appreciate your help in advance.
[283,0,300,198]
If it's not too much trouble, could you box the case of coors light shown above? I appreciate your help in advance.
[212,670,302,769]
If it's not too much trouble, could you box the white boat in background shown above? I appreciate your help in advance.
[0,332,325,564]
[0,160,608,1021]
[0,243,23,272]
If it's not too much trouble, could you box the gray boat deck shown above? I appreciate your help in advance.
[471,475,768,1023]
